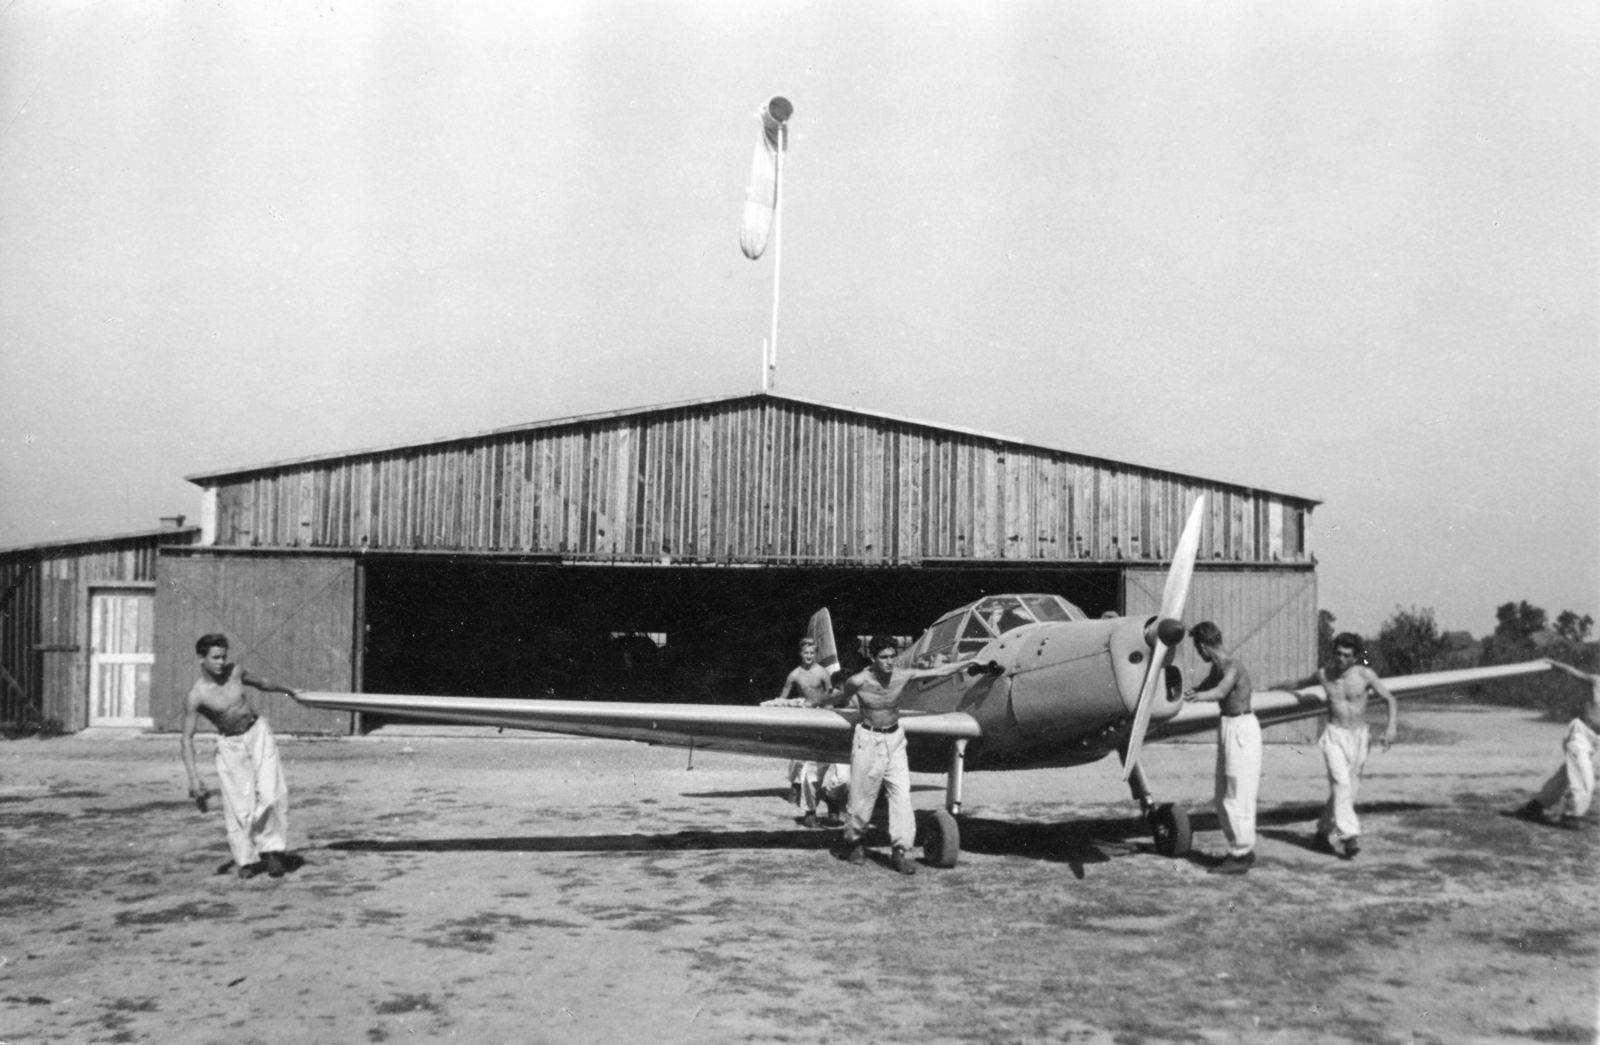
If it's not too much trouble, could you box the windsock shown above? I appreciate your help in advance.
[739,96,793,260]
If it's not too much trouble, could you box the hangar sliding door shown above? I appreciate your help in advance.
[1124,565,1318,743]
[152,553,357,733]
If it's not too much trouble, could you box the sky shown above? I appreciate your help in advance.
[1,1,1595,639]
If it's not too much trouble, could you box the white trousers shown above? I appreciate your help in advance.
[1215,713,1262,857]
[1318,722,1369,843]
[214,717,289,867]
[1535,718,1597,818]
[788,761,849,812]
[843,726,914,851]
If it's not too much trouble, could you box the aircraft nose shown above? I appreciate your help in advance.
[1144,616,1185,650]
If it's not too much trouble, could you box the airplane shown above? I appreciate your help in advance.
[294,496,1553,868]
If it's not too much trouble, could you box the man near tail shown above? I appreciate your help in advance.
[1183,622,1260,875]
[1518,660,1600,828]
[181,634,299,879]
[815,636,919,875]
[762,637,849,828]
[1314,633,1398,859]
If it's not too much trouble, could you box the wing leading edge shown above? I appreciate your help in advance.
[1150,660,1556,741]
[293,691,981,764]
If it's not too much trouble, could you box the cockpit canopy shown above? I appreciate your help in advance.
[905,594,1088,668]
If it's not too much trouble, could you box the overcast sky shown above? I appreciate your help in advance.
[2,1,1595,638]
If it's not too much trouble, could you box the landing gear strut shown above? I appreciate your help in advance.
[1124,758,1191,858]
[922,739,966,868]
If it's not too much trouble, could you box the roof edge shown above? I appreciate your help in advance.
[182,390,1322,505]
[0,526,202,559]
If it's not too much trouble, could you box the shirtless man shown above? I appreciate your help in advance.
[814,636,920,875]
[762,638,849,828]
[1313,633,1398,859]
[1183,622,1260,875]
[180,634,299,879]
[1517,660,1600,827]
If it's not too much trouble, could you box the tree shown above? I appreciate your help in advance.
[1474,600,1599,720]
[1555,610,1594,643]
[1494,601,1547,645]
[1483,600,1549,667]
[1373,605,1445,677]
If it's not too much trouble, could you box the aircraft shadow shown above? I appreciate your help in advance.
[678,784,943,800]
[318,800,1441,877]
[324,828,844,856]
[677,787,793,800]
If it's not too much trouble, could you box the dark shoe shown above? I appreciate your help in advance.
[1313,831,1336,855]
[1240,851,1256,866]
[263,851,286,878]
[845,843,866,865]
[237,861,263,880]
[1557,815,1582,831]
[825,798,845,821]
[889,847,917,876]
[1343,838,1361,860]
[1514,799,1546,823]
[1208,855,1250,875]
[802,811,820,830]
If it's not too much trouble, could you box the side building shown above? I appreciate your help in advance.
[1,522,201,732]
[145,391,1321,738]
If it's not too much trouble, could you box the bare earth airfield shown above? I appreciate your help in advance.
[1,703,1595,1045]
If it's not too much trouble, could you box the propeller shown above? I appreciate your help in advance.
[807,607,845,686]
[1121,495,1207,781]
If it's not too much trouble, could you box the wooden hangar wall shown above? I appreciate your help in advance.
[1125,565,1319,743]
[0,526,200,731]
[189,393,1316,567]
[149,392,1321,733]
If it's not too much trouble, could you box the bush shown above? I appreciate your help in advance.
[1472,644,1597,721]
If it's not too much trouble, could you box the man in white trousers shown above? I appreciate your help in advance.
[762,637,849,828]
[818,636,920,875]
[180,634,299,879]
[1517,660,1600,828]
[1314,633,1398,859]
[1184,622,1261,875]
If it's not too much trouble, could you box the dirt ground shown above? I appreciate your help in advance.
[1,704,1596,1045]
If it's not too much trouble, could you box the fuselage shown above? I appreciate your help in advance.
[893,595,1183,773]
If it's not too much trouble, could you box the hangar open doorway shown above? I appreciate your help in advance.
[358,560,1124,706]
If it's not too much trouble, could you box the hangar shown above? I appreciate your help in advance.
[2,392,1321,738]
[0,388,1318,732]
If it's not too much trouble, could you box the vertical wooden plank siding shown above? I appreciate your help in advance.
[195,398,1313,566]
[1124,565,1319,742]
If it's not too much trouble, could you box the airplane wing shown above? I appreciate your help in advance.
[1149,660,1556,741]
[293,690,982,764]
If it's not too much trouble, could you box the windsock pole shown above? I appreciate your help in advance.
[766,121,785,392]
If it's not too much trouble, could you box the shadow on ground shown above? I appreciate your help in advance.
[320,801,1441,876]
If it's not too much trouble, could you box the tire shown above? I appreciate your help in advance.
[923,808,961,868]
[1150,803,1191,858]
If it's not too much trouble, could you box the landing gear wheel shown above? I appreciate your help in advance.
[923,808,961,868]
[1150,803,1190,858]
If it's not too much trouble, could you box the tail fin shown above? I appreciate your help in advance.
[807,608,842,679]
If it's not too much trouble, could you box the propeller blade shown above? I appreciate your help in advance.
[1121,636,1172,781]
[807,607,843,680]
[1159,496,1207,620]
[1122,496,1207,781]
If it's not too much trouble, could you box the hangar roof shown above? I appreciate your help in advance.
[184,391,1320,505]
[0,526,202,561]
